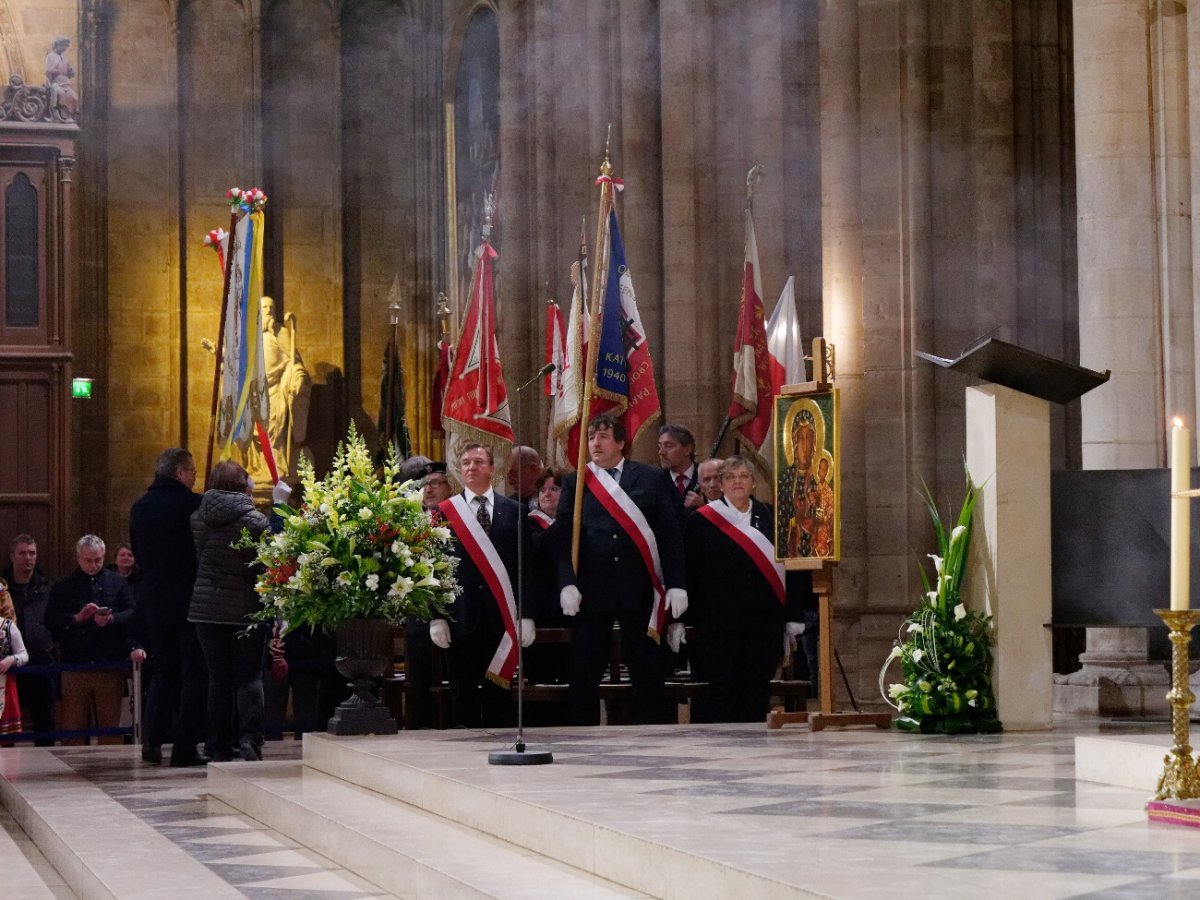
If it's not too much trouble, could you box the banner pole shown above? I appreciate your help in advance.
[571,129,616,573]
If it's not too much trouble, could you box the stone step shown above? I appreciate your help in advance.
[0,748,240,899]
[296,732,811,900]
[207,759,648,899]
[0,797,73,899]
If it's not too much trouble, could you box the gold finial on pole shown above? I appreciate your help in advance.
[436,291,451,343]
[601,123,613,177]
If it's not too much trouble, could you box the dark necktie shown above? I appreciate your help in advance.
[675,473,687,496]
[606,467,619,480]
[474,495,491,534]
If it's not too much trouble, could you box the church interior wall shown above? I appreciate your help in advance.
[37,0,1084,708]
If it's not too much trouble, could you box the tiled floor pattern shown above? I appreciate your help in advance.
[5,720,1200,899]
[48,743,389,899]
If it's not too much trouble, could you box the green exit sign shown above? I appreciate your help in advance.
[71,377,93,399]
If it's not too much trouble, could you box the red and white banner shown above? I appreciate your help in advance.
[442,242,514,475]
[545,301,566,398]
[697,501,786,605]
[583,463,668,641]
[727,208,784,472]
[549,262,589,470]
[440,494,520,686]
[528,509,553,530]
[766,275,806,388]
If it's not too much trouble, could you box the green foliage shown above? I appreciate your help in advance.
[880,468,1002,735]
[237,423,458,634]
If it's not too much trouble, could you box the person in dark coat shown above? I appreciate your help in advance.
[552,414,688,725]
[3,535,56,745]
[188,460,270,762]
[47,535,143,744]
[428,443,535,728]
[129,447,207,766]
[684,455,811,723]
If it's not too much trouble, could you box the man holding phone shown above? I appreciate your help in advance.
[48,535,140,745]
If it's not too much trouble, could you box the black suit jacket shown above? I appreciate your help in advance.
[442,492,535,636]
[684,498,812,622]
[129,475,202,626]
[552,460,685,613]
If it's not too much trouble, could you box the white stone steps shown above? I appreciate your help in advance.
[0,748,241,900]
[297,733,813,900]
[0,797,72,898]
[207,759,647,900]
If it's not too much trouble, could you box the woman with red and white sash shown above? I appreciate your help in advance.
[525,469,569,690]
[684,455,812,723]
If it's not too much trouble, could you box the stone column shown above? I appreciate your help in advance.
[1071,0,1184,714]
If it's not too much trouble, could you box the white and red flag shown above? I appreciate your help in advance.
[441,241,513,477]
[766,275,806,388]
[545,301,566,397]
[726,207,781,471]
[549,262,590,469]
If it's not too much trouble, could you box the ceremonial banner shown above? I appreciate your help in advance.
[592,209,661,453]
[727,207,780,471]
[545,301,566,397]
[431,337,451,435]
[767,275,806,387]
[549,263,590,470]
[442,241,514,474]
[216,208,271,458]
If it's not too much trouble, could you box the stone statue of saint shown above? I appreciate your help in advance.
[260,296,312,479]
[44,36,78,120]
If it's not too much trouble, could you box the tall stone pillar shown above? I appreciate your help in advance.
[1068,0,1184,714]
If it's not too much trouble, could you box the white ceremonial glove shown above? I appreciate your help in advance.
[784,621,805,657]
[666,588,689,619]
[272,480,293,504]
[519,618,536,648]
[560,585,582,617]
[430,619,451,649]
[666,623,687,654]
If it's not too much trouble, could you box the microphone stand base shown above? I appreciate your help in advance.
[488,747,554,766]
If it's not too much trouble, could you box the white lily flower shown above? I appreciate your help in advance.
[335,571,352,586]
[967,698,977,707]
[415,574,440,589]
[950,525,967,543]
[886,645,902,662]
[927,591,939,606]
[954,603,967,621]
[389,575,414,598]
[358,507,372,520]
[912,649,924,663]
[887,683,908,699]
[928,554,944,574]
[432,526,451,541]
[907,623,924,634]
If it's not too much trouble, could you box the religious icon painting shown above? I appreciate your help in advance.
[774,390,840,564]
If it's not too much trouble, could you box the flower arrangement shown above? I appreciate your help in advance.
[240,424,458,634]
[203,227,227,249]
[879,470,1002,734]
[226,186,267,214]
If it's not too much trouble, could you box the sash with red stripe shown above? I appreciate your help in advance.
[697,500,786,605]
[439,495,520,686]
[583,463,669,641]
[528,509,553,530]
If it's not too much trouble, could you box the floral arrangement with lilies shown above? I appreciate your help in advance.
[879,471,1002,734]
[240,424,458,634]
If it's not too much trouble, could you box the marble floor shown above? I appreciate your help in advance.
[2,718,1200,898]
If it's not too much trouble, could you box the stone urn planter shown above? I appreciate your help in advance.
[326,618,399,736]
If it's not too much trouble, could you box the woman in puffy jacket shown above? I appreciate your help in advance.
[189,460,269,761]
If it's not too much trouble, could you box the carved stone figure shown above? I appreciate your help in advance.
[260,296,312,479]
[44,36,77,120]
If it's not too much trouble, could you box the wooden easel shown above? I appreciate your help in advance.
[765,337,891,732]
[766,561,891,731]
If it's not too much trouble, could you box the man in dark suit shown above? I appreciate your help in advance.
[129,447,206,766]
[658,423,703,515]
[554,414,688,725]
[429,443,535,728]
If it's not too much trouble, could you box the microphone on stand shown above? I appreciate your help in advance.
[489,362,556,766]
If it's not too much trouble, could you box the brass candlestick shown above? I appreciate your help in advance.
[1153,609,1200,800]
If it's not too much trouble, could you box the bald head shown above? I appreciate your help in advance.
[507,445,544,500]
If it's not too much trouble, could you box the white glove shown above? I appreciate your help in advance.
[272,481,293,504]
[560,585,582,617]
[429,619,451,649]
[784,621,805,656]
[519,618,536,648]
[666,623,687,653]
[666,588,688,619]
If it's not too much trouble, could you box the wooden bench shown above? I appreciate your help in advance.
[385,625,812,728]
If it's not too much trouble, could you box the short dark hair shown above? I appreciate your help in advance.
[9,534,35,552]
[208,460,250,493]
[155,447,194,480]
[534,468,563,492]
[460,442,494,465]
[658,423,696,450]
[587,413,626,443]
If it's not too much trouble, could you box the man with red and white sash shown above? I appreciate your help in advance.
[684,455,811,723]
[553,414,687,725]
[429,443,535,728]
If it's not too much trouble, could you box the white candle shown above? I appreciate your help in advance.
[1171,418,1190,610]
